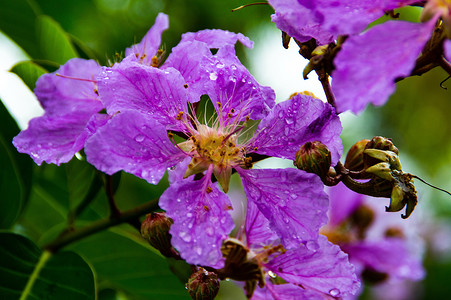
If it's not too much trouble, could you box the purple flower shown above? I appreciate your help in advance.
[322,182,425,297]
[13,13,170,165]
[268,0,416,45]
[85,28,343,267]
[13,58,106,165]
[332,18,437,114]
[445,39,451,61]
[229,199,359,299]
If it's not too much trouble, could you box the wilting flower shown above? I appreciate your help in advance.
[13,13,169,165]
[218,200,359,299]
[85,24,343,267]
[322,183,425,298]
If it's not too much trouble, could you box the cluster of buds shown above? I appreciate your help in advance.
[343,137,418,219]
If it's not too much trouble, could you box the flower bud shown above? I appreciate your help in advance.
[363,136,398,169]
[344,139,370,171]
[141,212,178,258]
[294,141,331,179]
[186,268,220,300]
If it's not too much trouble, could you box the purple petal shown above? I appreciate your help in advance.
[97,62,189,130]
[332,19,436,114]
[207,45,276,121]
[34,58,102,114]
[268,0,335,45]
[245,198,279,249]
[252,282,324,300]
[179,29,253,49]
[163,40,213,102]
[238,168,329,248]
[164,38,275,119]
[298,0,418,37]
[124,13,169,64]
[85,110,185,184]
[252,94,342,165]
[327,182,364,227]
[159,174,235,268]
[266,236,360,298]
[342,238,425,281]
[445,39,451,62]
[13,111,103,166]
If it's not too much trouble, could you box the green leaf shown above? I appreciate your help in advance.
[10,61,48,91]
[0,0,41,58]
[0,100,33,229]
[0,232,95,300]
[70,227,190,299]
[36,15,79,65]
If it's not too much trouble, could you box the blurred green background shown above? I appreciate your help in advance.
[1,0,451,299]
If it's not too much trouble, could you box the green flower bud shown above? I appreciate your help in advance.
[294,141,331,179]
[141,212,179,258]
[344,139,370,171]
[363,136,398,169]
[186,268,220,300]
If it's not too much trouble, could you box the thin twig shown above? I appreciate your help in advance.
[44,199,159,253]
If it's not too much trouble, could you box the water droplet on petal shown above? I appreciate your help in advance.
[329,288,340,297]
[179,231,192,242]
[267,271,277,278]
[186,212,193,218]
[209,72,218,80]
[195,246,202,255]
[278,111,284,118]
[206,226,214,236]
[306,240,320,251]
[135,134,145,142]
[285,117,294,125]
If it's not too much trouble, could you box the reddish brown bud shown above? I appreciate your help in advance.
[294,141,331,179]
[141,212,178,258]
[186,268,220,300]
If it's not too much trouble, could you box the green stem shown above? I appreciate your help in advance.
[19,250,52,300]
[44,199,159,253]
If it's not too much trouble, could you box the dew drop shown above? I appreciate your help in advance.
[216,62,224,69]
[306,240,320,251]
[134,134,145,142]
[329,288,340,297]
[195,246,202,255]
[186,212,193,218]
[209,72,218,80]
[179,231,192,242]
[206,226,214,236]
[283,217,290,224]
[278,111,284,118]
[267,271,277,278]
[285,117,294,125]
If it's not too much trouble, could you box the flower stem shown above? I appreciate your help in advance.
[105,174,121,218]
[316,69,337,110]
[44,199,159,253]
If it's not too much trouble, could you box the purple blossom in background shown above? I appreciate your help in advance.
[267,1,446,114]
[85,21,343,267]
[238,200,359,299]
[268,0,416,45]
[332,18,437,114]
[322,183,425,298]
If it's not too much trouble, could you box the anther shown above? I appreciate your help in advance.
[135,53,139,58]
[167,132,174,138]
[254,147,258,151]
[94,88,99,96]
[206,187,213,193]
[230,108,235,113]
[176,111,184,120]
[217,102,222,108]
[203,205,210,211]
[228,113,233,118]
[184,83,189,89]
